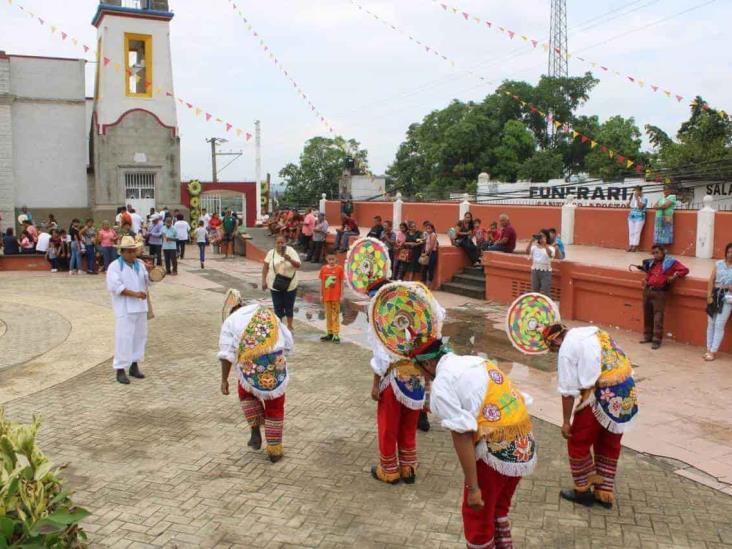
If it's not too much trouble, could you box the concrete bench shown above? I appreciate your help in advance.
[0,254,50,271]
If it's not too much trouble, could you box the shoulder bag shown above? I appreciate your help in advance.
[270,251,293,292]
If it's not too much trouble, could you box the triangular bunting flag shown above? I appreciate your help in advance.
[580,135,589,144]
[50,25,56,33]
[236,129,242,137]
[83,45,89,52]
[635,164,643,174]
[531,40,537,48]
[246,133,253,141]
[462,12,469,19]
[627,76,634,82]
[225,123,232,132]
[626,159,634,168]
[113,63,121,72]
[486,21,492,28]
[553,120,562,129]
[675,95,683,102]
[591,141,597,149]
[38,17,44,25]
[651,85,658,92]
[216,117,223,123]
[616,154,625,163]
[571,130,579,139]
[600,145,608,153]
[663,90,671,97]
[61,32,67,40]
[608,150,615,158]
[508,31,515,39]
[103,57,111,66]
[195,108,201,116]
[185,102,192,109]
[205,113,212,121]
[165,91,173,97]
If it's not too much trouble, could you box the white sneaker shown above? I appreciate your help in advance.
[51,269,58,273]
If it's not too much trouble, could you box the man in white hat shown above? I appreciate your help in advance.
[106,235,149,384]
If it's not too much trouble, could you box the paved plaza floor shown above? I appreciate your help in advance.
[1,257,732,548]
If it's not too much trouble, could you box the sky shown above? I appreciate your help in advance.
[1,0,730,185]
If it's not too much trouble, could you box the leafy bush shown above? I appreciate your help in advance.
[0,409,89,548]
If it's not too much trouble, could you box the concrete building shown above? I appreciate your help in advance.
[0,0,182,231]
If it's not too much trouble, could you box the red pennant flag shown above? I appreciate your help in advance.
[144,80,151,88]
[425,46,430,52]
[232,3,236,8]
[531,40,537,48]
[512,95,519,100]
[577,57,585,62]
[554,47,561,54]
[616,154,625,163]
[38,17,44,24]
[635,164,644,174]
[530,106,537,113]
[627,76,635,82]
[675,95,683,102]
[702,104,710,111]
[600,145,608,153]
[508,30,515,39]
[186,102,192,109]
[486,21,492,28]
[103,57,111,66]
[83,45,89,52]
[651,85,659,92]
[165,91,173,97]
[225,123,232,132]
[462,12,469,20]
[246,133,252,141]
[600,66,608,71]
[655,175,662,182]
[61,32,67,40]
[580,135,589,144]
[440,3,447,9]
[205,113,212,121]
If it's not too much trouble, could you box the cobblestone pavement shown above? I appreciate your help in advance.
[1,265,732,548]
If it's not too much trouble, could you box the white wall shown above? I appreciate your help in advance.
[351,175,385,200]
[9,56,88,209]
[94,13,178,129]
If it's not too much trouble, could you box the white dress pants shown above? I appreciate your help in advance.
[113,312,148,370]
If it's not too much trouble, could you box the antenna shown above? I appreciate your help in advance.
[548,0,568,79]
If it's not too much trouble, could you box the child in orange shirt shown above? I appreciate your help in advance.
[319,252,345,343]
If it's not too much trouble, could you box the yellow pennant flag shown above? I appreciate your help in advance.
[134,74,141,82]
[8,0,12,5]
[591,141,597,149]
[50,25,56,33]
[553,120,562,129]
[570,130,578,139]
[664,90,671,97]
[664,178,671,185]
[608,150,615,158]
[215,117,223,123]
[113,62,121,72]
[72,38,77,45]
[155,86,162,95]
[720,111,727,119]
[521,35,528,41]
[542,44,549,52]
[236,129,243,137]
[195,107,202,116]
[566,53,572,59]
[626,159,634,168]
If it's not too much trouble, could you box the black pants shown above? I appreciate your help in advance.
[271,289,297,319]
[643,287,667,343]
[164,249,178,274]
[309,240,324,262]
[457,238,480,264]
[421,250,438,285]
[177,239,187,259]
[149,244,162,266]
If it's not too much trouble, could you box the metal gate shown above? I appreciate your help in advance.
[124,172,156,217]
[199,194,222,217]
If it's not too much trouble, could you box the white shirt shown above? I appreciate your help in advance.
[35,232,51,252]
[130,213,143,234]
[557,326,602,397]
[106,258,149,317]
[430,353,488,434]
[199,213,211,228]
[529,244,554,271]
[217,303,294,364]
[195,227,208,243]
[264,247,300,291]
[174,220,191,240]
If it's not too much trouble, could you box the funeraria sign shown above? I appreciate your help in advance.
[529,185,632,201]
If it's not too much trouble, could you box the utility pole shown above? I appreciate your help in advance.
[255,120,262,221]
[205,137,228,182]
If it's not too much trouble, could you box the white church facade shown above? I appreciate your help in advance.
[0,0,182,230]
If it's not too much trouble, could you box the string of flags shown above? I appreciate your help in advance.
[224,0,335,134]
[4,0,254,142]
[351,0,674,185]
[426,0,729,121]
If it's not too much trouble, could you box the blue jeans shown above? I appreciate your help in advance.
[198,242,206,263]
[69,243,81,271]
[85,244,96,272]
[271,289,297,319]
[102,246,117,271]
[336,230,358,251]
[707,301,732,353]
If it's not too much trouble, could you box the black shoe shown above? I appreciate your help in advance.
[418,411,431,432]
[595,498,613,510]
[269,453,283,463]
[401,466,416,485]
[201,262,204,269]
[320,334,333,342]
[559,488,595,507]
[248,427,262,450]
[116,369,130,385]
[639,339,652,344]
[129,362,145,379]
[651,342,661,350]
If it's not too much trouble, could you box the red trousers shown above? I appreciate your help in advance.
[567,405,623,502]
[462,460,521,549]
[377,384,420,480]
[238,383,285,456]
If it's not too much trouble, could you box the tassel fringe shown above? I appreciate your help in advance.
[592,401,637,434]
[482,450,537,478]
[237,374,289,401]
[478,417,533,444]
[389,376,425,411]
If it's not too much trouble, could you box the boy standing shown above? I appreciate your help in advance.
[319,252,344,343]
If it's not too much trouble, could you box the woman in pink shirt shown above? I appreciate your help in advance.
[97,221,118,272]
[300,208,316,256]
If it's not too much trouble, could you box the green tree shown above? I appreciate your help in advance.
[584,116,643,180]
[646,96,732,178]
[280,136,368,205]
[492,121,536,182]
[518,148,564,181]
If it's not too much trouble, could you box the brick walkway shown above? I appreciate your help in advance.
[1,267,731,548]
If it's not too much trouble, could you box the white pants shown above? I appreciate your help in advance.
[113,312,148,370]
[628,219,645,246]
[707,302,732,353]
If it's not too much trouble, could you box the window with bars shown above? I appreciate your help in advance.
[124,172,156,200]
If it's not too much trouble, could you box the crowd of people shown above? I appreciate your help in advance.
[0,205,243,274]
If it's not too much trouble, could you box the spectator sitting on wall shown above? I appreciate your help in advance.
[35,229,51,257]
[472,218,488,250]
[484,214,517,254]
[487,221,500,245]
[20,205,33,223]
[547,228,565,259]
[335,215,359,253]
[23,220,38,248]
[366,216,384,239]
[20,230,35,254]
[452,216,481,266]
[341,197,354,217]
[380,219,397,269]
[43,213,59,232]
[2,228,20,255]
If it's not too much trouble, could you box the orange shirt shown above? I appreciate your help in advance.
[319,264,344,302]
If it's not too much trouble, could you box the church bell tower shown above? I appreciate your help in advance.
[90,0,182,218]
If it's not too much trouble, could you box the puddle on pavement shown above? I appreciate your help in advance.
[200,268,555,375]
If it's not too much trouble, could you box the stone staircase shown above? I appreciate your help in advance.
[440,265,486,300]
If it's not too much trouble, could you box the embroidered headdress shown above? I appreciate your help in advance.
[345,237,392,296]
[505,292,561,355]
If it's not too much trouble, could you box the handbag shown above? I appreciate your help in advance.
[418,252,430,266]
[270,253,293,292]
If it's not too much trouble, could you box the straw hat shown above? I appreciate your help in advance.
[118,235,141,250]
